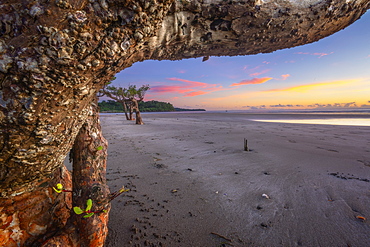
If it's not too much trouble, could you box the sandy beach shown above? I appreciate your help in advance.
[102,112,370,247]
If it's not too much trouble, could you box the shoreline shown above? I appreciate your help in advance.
[103,113,370,246]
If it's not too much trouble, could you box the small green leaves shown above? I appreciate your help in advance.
[53,183,64,193]
[86,199,93,212]
[84,213,95,218]
[73,206,84,215]
[96,146,103,151]
[73,199,99,218]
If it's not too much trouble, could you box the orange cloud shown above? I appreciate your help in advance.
[264,79,359,93]
[280,74,290,80]
[231,77,273,86]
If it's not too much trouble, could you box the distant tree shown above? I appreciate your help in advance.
[99,100,123,112]
[138,100,176,112]
[100,81,150,124]
[99,100,175,112]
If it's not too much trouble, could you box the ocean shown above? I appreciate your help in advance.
[101,109,370,127]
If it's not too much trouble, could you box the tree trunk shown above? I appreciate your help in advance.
[41,99,110,247]
[70,99,110,247]
[121,101,130,121]
[127,101,134,121]
[132,98,144,125]
[1,0,369,245]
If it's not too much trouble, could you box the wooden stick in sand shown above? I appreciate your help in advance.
[244,138,249,151]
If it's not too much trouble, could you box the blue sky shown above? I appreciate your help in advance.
[112,10,370,110]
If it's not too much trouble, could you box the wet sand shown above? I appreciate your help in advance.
[103,112,370,247]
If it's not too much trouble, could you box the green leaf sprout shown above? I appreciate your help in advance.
[73,206,84,215]
[53,183,64,193]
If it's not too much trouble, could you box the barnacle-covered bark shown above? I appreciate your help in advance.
[147,0,370,60]
[0,0,369,246]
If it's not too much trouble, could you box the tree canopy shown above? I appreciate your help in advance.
[100,84,150,124]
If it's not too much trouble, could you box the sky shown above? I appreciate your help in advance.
[112,10,370,111]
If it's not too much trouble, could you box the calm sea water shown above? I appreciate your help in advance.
[101,109,370,127]
[252,118,370,127]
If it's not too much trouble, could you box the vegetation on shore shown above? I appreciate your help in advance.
[98,100,205,112]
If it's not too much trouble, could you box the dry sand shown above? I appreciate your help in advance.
[102,112,370,247]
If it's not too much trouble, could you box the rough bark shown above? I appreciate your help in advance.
[41,100,110,247]
[70,100,110,247]
[1,0,369,246]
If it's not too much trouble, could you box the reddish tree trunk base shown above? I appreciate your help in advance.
[0,101,110,247]
[0,166,72,247]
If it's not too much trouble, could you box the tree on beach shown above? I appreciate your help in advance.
[0,0,369,246]
[101,83,150,124]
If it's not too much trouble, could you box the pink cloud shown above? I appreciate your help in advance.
[185,91,207,97]
[249,69,271,77]
[150,85,192,94]
[280,74,290,80]
[150,77,223,97]
[178,70,186,74]
[231,77,273,86]
[166,77,209,88]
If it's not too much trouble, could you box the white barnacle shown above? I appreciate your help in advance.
[0,40,7,53]
[0,55,13,73]
[99,0,108,10]
[120,39,130,51]
[77,64,87,70]
[79,86,89,96]
[134,31,144,41]
[29,4,44,17]
[91,59,100,67]
[121,39,131,51]
[143,26,151,34]
[17,58,40,72]
[57,48,72,59]
[74,11,87,22]
[91,132,98,139]
[110,41,120,53]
